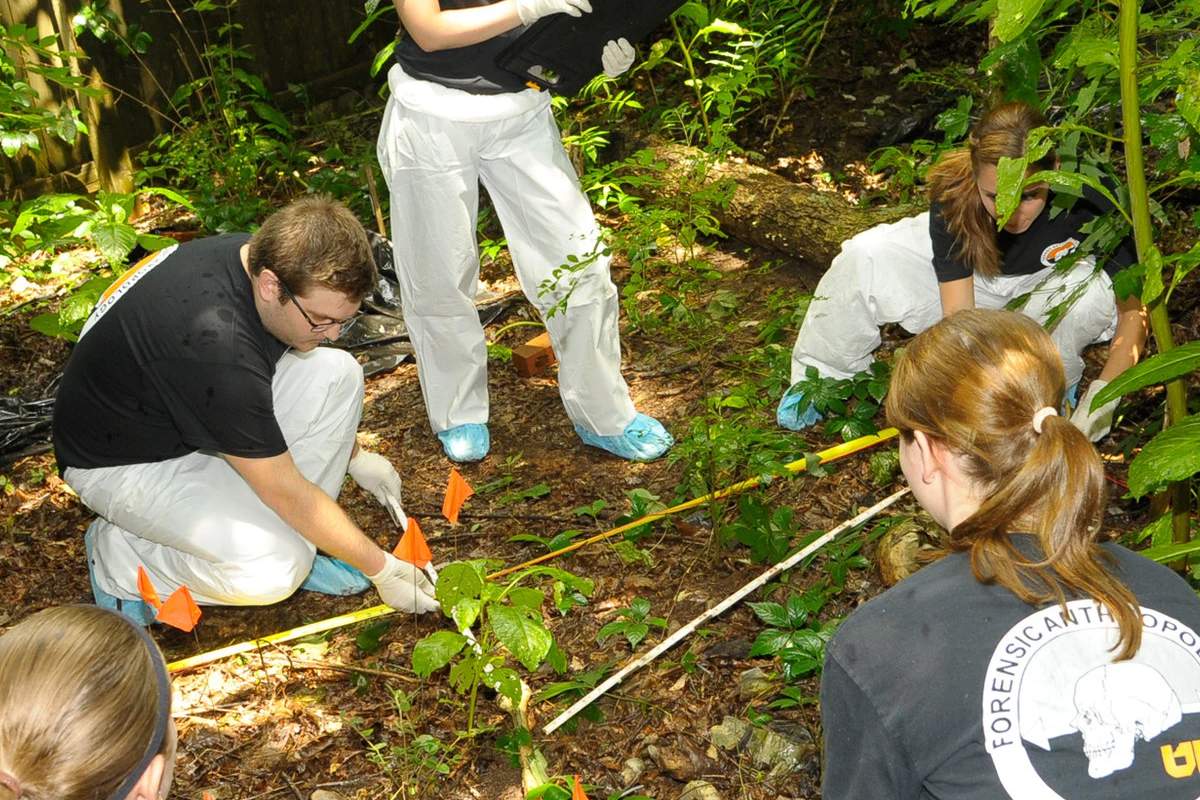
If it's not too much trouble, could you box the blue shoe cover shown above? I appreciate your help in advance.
[1065,382,1080,411]
[300,555,372,596]
[437,423,490,462]
[84,523,155,626]
[777,384,823,431]
[575,413,673,461]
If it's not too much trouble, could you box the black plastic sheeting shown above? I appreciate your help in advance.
[0,234,517,461]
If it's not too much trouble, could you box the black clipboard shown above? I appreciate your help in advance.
[495,0,685,96]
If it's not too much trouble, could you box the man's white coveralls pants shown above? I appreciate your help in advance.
[376,64,637,437]
[789,212,1119,389]
[65,348,363,606]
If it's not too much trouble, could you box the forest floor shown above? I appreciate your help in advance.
[1,10,1197,800]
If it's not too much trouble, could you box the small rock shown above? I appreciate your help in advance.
[711,715,815,779]
[737,667,779,701]
[647,743,707,782]
[702,638,752,661]
[678,780,722,800]
[620,757,645,786]
[311,791,347,800]
[710,716,750,751]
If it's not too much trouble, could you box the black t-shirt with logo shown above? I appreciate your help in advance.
[821,537,1200,799]
[930,185,1137,283]
[53,234,289,470]
[394,0,528,94]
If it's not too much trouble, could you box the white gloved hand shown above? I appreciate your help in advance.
[366,552,440,614]
[348,450,407,527]
[515,0,592,26]
[1069,379,1119,442]
[601,38,636,78]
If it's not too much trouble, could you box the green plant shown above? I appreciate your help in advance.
[0,23,95,158]
[508,529,582,555]
[596,597,668,650]
[720,493,801,565]
[532,663,613,731]
[791,362,891,441]
[411,561,592,733]
[133,0,296,232]
[747,587,839,681]
[612,488,668,542]
[351,686,464,797]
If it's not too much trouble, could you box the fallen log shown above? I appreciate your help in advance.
[625,140,923,267]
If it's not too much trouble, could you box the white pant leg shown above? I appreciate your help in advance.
[377,96,488,433]
[65,348,364,606]
[975,260,1118,388]
[790,213,941,382]
[478,107,635,435]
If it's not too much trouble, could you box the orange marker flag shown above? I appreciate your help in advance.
[441,468,474,525]
[571,775,589,800]
[393,517,433,568]
[156,585,202,632]
[137,566,162,610]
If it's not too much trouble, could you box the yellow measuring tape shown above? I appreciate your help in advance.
[167,427,898,673]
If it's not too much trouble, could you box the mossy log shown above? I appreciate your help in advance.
[627,140,924,266]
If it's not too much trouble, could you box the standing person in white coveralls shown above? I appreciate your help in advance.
[52,197,438,624]
[377,0,673,463]
[779,102,1148,442]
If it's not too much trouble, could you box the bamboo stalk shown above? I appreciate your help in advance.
[541,487,911,734]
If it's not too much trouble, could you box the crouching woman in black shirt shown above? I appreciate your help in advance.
[820,308,1200,799]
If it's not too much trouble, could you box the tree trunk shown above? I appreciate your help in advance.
[627,140,922,266]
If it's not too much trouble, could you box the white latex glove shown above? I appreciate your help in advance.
[601,38,636,78]
[515,0,592,26]
[348,450,407,527]
[1069,379,1119,442]
[366,552,440,614]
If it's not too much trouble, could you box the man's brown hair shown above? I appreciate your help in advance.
[247,196,376,301]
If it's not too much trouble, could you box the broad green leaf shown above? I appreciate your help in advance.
[1127,416,1200,498]
[90,220,138,265]
[1141,537,1200,565]
[697,19,748,38]
[596,620,628,646]
[450,597,481,632]
[138,186,195,210]
[250,101,290,134]
[137,233,179,252]
[994,0,1046,43]
[29,312,75,341]
[622,622,650,649]
[1092,341,1200,408]
[489,603,552,671]
[435,561,485,610]
[412,630,468,677]
[508,586,545,611]
[748,601,789,628]
[1135,513,1173,546]
[371,40,396,77]
[1178,69,1200,131]
[482,665,523,707]
[629,597,651,620]
[749,628,794,658]
[1141,245,1165,306]
[448,651,483,694]
[994,156,1030,226]
[672,1,709,29]
[355,619,391,654]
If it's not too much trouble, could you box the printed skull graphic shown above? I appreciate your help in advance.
[1070,662,1182,778]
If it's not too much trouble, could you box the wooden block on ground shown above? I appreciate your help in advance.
[513,332,556,378]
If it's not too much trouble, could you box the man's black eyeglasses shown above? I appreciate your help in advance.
[278,281,361,335]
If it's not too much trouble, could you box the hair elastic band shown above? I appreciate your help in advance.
[1032,406,1058,433]
[0,770,21,799]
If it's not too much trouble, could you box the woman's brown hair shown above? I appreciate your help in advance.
[926,101,1057,278]
[0,606,171,800]
[885,308,1142,660]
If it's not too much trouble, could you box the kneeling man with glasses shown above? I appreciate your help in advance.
[53,196,438,624]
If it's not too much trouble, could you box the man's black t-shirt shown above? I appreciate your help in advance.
[930,185,1136,283]
[53,234,290,470]
[394,0,528,94]
[821,538,1200,799]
